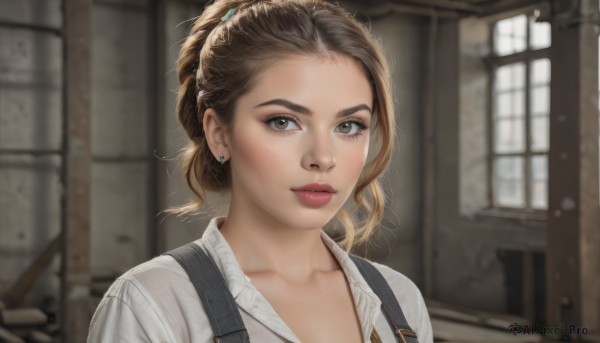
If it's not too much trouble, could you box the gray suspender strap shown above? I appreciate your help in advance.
[164,242,250,343]
[350,254,419,343]
[166,242,417,343]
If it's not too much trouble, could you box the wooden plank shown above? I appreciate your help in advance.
[431,318,541,342]
[61,0,92,341]
[427,299,532,330]
[29,330,54,343]
[0,308,47,327]
[0,327,24,343]
[396,0,481,13]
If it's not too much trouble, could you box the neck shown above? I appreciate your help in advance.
[218,202,339,283]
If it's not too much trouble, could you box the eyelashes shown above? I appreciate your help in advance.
[264,114,369,139]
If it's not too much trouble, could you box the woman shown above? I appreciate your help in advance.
[87,0,433,342]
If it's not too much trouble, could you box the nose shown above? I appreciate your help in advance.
[301,133,336,171]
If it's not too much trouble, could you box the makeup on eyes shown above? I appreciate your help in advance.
[254,98,372,118]
[262,113,369,138]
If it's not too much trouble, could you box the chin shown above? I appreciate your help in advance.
[281,209,337,231]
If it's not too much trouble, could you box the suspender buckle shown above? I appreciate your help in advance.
[395,326,418,343]
[398,328,417,338]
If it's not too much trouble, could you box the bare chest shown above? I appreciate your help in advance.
[248,270,364,343]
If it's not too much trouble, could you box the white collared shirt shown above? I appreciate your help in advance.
[87,216,433,343]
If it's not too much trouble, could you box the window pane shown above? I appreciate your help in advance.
[531,155,548,209]
[494,15,527,56]
[495,91,525,118]
[495,118,525,153]
[512,91,525,116]
[513,33,527,53]
[496,18,513,35]
[495,36,513,56]
[513,15,527,38]
[531,86,550,115]
[531,116,549,151]
[531,59,551,85]
[530,19,551,50]
[495,63,525,91]
[495,92,512,117]
[495,156,525,207]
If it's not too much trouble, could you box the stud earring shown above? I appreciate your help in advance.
[219,154,225,164]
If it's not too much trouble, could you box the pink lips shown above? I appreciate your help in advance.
[292,183,336,207]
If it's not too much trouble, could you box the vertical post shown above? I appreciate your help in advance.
[547,0,600,338]
[154,0,168,254]
[423,12,438,298]
[61,0,92,341]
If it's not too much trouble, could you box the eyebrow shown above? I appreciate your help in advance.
[254,98,372,117]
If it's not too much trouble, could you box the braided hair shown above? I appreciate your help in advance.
[172,0,395,252]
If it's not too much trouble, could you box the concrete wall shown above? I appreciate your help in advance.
[91,0,153,277]
[0,0,154,306]
[432,16,548,314]
[361,13,427,287]
[0,0,63,306]
[156,0,230,254]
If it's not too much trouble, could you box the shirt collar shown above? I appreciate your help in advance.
[198,216,382,343]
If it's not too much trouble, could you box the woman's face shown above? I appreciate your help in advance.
[227,54,373,231]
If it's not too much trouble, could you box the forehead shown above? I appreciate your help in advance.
[237,54,373,111]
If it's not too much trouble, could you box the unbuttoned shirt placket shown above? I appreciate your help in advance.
[199,217,382,343]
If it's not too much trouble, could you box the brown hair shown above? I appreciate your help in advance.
[172,0,396,252]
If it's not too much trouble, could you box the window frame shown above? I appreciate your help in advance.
[485,10,550,215]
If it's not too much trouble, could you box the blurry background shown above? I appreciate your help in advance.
[0,0,598,342]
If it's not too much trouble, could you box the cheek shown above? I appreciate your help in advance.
[340,141,369,177]
[231,126,293,182]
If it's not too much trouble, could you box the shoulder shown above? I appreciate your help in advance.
[100,253,190,306]
[113,253,189,292]
[88,251,197,343]
[102,247,206,319]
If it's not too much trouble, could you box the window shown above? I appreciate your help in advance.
[490,12,550,210]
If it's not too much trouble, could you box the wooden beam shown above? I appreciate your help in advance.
[547,0,600,339]
[155,0,168,255]
[1,234,62,308]
[61,0,92,341]
[360,3,461,19]
[478,0,545,18]
[393,0,481,13]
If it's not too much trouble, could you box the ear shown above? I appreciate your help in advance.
[202,108,230,161]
